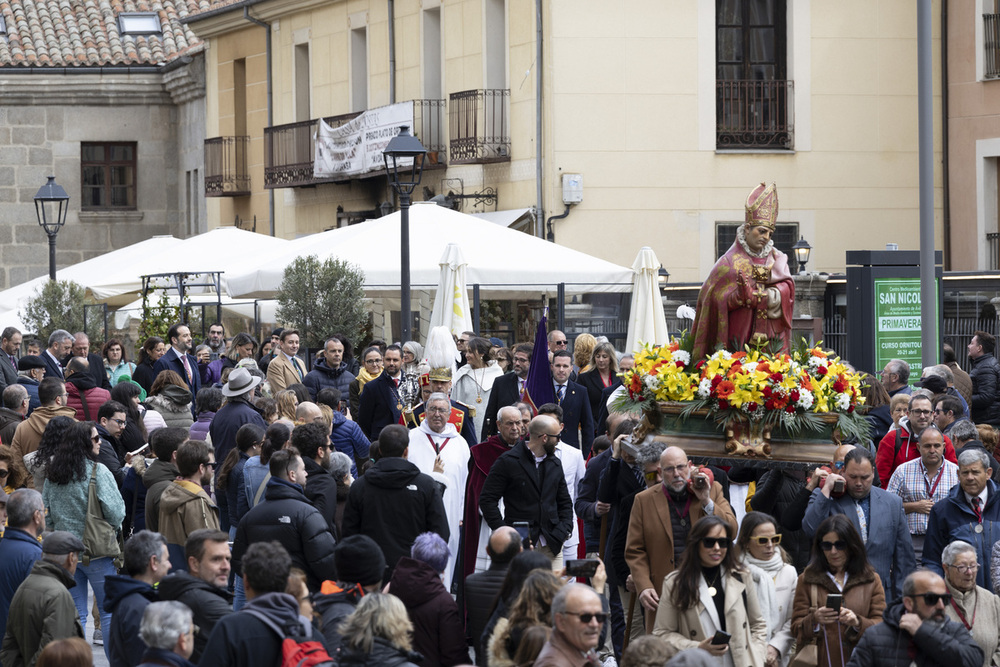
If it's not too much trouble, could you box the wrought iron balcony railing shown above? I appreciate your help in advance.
[986,14,1000,79]
[449,88,510,164]
[716,79,794,150]
[204,136,250,196]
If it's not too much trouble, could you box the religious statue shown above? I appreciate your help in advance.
[691,182,795,361]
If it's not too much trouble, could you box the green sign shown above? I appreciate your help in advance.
[874,278,938,376]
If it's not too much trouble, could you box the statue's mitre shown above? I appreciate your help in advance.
[745,182,778,230]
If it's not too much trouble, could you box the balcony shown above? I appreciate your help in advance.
[986,14,1000,79]
[204,136,250,196]
[449,89,510,164]
[716,80,794,150]
[264,100,446,189]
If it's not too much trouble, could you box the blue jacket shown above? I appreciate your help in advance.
[104,574,159,667]
[303,360,355,402]
[802,486,915,599]
[208,398,265,463]
[225,452,250,529]
[329,411,370,477]
[0,529,42,637]
[16,377,40,415]
[239,456,269,520]
[923,480,1000,591]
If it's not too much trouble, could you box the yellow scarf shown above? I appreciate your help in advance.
[356,366,380,391]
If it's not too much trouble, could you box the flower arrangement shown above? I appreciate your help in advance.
[617,338,870,443]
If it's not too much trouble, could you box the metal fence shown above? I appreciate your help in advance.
[204,136,250,196]
[986,14,1000,79]
[716,79,794,150]
[449,88,510,164]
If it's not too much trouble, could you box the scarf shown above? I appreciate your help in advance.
[356,365,380,391]
[741,553,782,642]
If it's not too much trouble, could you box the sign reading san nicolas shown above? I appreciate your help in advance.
[874,278,938,376]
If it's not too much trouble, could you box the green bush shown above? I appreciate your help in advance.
[20,280,90,342]
[275,255,367,349]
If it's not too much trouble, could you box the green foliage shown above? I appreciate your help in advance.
[140,289,182,342]
[20,280,89,341]
[275,255,367,349]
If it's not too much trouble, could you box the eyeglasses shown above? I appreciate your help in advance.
[545,432,563,441]
[831,461,845,470]
[820,540,848,552]
[643,470,662,483]
[750,535,782,546]
[205,461,218,469]
[113,419,127,426]
[701,537,730,549]
[91,435,102,444]
[552,340,568,347]
[190,625,200,637]
[945,563,980,574]
[660,464,688,476]
[364,359,382,365]
[426,406,450,414]
[908,592,952,606]
[909,409,932,416]
[562,611,607,624]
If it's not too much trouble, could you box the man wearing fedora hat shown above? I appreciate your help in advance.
[209,368,266,464]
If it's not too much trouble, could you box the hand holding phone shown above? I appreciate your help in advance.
[826,594,843,612]
[710,630,731,645]
[513,521,531,548]
[565,559,600,578]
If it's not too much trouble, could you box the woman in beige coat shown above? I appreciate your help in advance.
[653,515,767,667]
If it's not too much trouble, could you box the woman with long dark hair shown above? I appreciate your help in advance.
[27,415,76,490]
[133,337,166,392]
[41,421,125,657]
[452,337,504,438]
[205,332,258,386]
[218,422,265,537]
[653,515,767,666]
[790,515,885,667]
[349,347,382,418]
[110,381,149,454]
[479,550,553,659]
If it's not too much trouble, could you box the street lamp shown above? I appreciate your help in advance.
[33,176,69,281]
[657,266,670,294]
[792,236,813,274]
[383,126,427,343]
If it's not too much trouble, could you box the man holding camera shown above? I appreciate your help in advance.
[625,445,737,630]
[803,447,916,599]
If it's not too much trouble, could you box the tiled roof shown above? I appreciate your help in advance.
[0,0,212,67]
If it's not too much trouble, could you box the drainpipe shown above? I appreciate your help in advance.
[388,0,396,103]
[535,0,544,238]
[941,0,951,270]
[243,7,275,236]
[545,204,570,243]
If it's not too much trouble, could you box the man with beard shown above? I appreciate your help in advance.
[158,440,219,567]
[292,421,340,535]
[463,406,524,575]
[691,182,794,360]
[847,570,983,667]
[479,414,574,569]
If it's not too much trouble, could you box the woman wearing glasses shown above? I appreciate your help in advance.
[348,347,382,419]
[950,540,1000,666]
[737,512,797,667]
[790,514,885,667]
[653,515,767,667]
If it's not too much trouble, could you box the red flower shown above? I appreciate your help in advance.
[675,361,685,369]
[832,379,846,393]
[790,389,800,402]
[695,359,706,370]
[711,375,723,388]
[762,386,773,398]
[765,399,776,411]
[785,404,796,413]
[769,373,783,384]
[718,399,730,410]
[746,402,759,412]
[716,380,736,399]
[848,405,855,413]
[816,366,828,376]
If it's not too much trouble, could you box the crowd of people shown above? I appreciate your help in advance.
[1,321,1000,667]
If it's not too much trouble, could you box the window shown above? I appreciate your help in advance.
[294,43,311,122]
[351,27,368,112]
[117,13,161,35]
[81,143,137,210]
[715,222,799,264]
[716,0,791,149]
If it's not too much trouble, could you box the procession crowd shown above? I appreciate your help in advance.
[1,321,999,667]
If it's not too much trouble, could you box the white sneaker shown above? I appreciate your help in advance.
[92,628,103,646]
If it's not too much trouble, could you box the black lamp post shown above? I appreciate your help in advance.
[792,236,813,274]
[657,266,670,294]
[383,126,427,343]
[33,176,69,281]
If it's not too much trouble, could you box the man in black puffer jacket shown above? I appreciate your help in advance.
[968,330,1000,428]
[303,339,356,401]
[847,570,982,667]
[232,449,337,592]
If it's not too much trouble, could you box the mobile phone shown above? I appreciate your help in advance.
[338,400,348,416]
[127,443,150,458]
[565,559,600,578]
[710,630,731,645]
[833,479,845,494]
[827,594,843,612]
[513,521,531,544]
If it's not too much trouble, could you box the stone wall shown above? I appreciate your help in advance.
[0,57,206,289]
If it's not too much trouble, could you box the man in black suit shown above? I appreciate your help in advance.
[65,333,110,390]
[481,343,532,441]
[479,414,574,569]
[357,344,404,440]
[551,350,594,457]
[153,323,201,398]
[41,330,72,380]
[0,327,21,391]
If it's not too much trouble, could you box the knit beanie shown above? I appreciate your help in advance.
[334,535,387,587]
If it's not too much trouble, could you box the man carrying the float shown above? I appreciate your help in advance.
[691,182,795,361]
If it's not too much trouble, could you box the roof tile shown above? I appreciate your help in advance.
[0,0,206,67]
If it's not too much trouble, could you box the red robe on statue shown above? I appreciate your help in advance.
[462,435,516,576]
[691,240,795,361]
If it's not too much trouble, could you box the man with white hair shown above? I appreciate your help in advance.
[535,583,604,667]
[138,601,197,667]
[406,392,470,589]
[942,540,1000,667]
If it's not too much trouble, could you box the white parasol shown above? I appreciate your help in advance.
[625,246,669,354]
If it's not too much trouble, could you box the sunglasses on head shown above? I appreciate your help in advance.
[820,540,848,552]
[909,592,952,606]
[562,611,608,624]
[702,537,730,549]
[750,534,782,546]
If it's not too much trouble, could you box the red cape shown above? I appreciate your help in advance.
[462,435,516,576]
